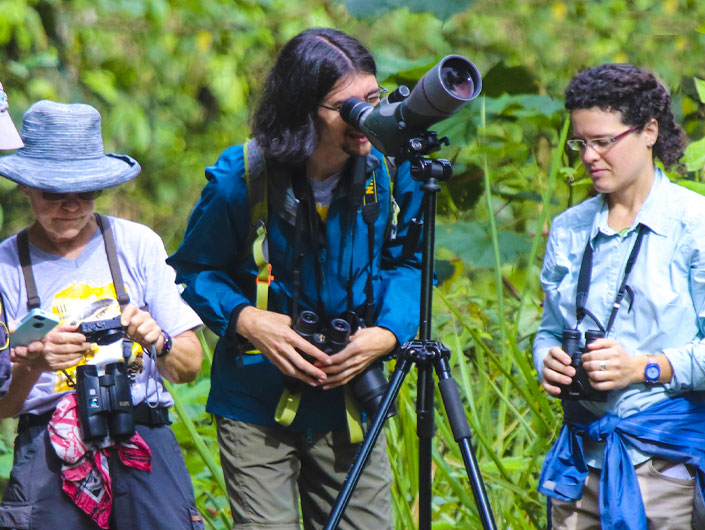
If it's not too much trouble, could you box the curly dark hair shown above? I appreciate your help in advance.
[251,28,376,167]
[565,63,685,168]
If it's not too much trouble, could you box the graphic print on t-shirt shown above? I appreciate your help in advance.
[51,280,144,393]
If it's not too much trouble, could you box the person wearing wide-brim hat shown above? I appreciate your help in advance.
[0,100,205,529]
[0,81,23,150]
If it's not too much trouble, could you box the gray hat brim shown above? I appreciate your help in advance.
[0,152,140,193]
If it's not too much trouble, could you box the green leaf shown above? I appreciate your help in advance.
[683,137,705,172]
[695,78,705,104]
[435,221,532,268]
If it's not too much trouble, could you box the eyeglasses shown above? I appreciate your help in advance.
[318,86,389,113]
[41,190,103,202]
[567,125,640,153]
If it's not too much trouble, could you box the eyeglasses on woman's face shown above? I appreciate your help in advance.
[40,190,103,202]
[566,125,641,153]
[318,86,388,113]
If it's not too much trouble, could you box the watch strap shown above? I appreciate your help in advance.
[156,330,173,358]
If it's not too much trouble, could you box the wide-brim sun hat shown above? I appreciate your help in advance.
[0,81,24,151]
[0,99,141,193]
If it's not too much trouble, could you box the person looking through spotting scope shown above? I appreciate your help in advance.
[169,27,425,529]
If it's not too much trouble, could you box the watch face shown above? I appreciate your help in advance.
[645,363,660,382]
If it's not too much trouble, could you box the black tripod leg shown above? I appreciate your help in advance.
[417,363,435,530]
[323,358,413,530]
[436,357,497,529]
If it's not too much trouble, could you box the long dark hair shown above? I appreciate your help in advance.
[251,28,376,166]
[565,63,685,168]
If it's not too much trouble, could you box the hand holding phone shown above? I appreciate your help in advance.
[11,309,61,348]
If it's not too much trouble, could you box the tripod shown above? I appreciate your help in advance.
[324,134,498,530]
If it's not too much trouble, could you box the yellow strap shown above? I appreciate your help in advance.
[274,387,302,426]
[344,387,364,443]
[252,224,272,310]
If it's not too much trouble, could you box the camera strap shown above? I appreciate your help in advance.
[575,223,646,335]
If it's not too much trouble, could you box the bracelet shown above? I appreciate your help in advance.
[156,330,173,358]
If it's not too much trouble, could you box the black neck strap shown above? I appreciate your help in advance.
[17,214,130,311]
[576,223,646,335]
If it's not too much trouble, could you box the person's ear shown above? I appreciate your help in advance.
[643,118,658,148]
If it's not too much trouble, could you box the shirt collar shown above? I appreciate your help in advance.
[589,166,669,243]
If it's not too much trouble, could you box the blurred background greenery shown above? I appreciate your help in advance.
[1,0,705,528]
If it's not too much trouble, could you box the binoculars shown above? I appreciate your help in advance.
[558,329,607,402]
[76,362,135,441]
[75,317,135,441]
[292,310,395,420]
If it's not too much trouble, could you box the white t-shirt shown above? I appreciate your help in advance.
[0,216,202,415]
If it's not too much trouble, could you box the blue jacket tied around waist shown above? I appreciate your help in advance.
[539,396,705,530]
[168,145,424,432]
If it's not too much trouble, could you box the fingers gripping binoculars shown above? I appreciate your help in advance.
[292,310,395,420]
[558,329,607,402]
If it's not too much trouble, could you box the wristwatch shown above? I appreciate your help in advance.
[644,355,660,383]
[156,330,173,358]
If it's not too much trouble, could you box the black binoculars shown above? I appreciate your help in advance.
[292,310,395,420]
[558,329,607,402]
[76,362,135,441]
[75,317,135,441]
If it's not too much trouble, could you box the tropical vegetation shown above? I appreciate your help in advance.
[1,1,705,527]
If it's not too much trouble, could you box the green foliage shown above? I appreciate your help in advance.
[2,0,705,528]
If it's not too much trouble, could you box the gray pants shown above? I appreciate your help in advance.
[0,420,203,530]
[216,417,393,530]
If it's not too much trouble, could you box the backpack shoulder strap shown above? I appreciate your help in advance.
[244,139,269,234]
[243,139,273,310]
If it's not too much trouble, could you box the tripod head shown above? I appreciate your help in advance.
[399,130,454,184]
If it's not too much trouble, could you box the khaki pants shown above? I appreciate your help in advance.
[215,417,393,530]
[552,458,695,530]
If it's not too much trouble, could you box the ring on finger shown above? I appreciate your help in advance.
[599,361,607,371]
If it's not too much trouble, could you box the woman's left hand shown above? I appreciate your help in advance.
[581,338,639,391]
[120,304,161,351]
[317,326,397,390]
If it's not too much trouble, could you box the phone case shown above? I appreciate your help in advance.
[11,309,61,347]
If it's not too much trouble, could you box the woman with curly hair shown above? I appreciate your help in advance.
[534,63,705,529]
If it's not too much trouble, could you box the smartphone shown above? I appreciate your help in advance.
[11,308,61,348]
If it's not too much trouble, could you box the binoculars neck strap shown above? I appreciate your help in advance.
[575,223,647,335]
[17,214,130,312]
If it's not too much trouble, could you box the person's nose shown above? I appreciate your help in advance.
[60,196,81,211]
[581,143,601,164]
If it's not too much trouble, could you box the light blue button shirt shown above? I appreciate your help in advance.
[534,167,705,467]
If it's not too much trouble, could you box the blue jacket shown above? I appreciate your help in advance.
[539,398,705,529]
[168,145,424,431]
